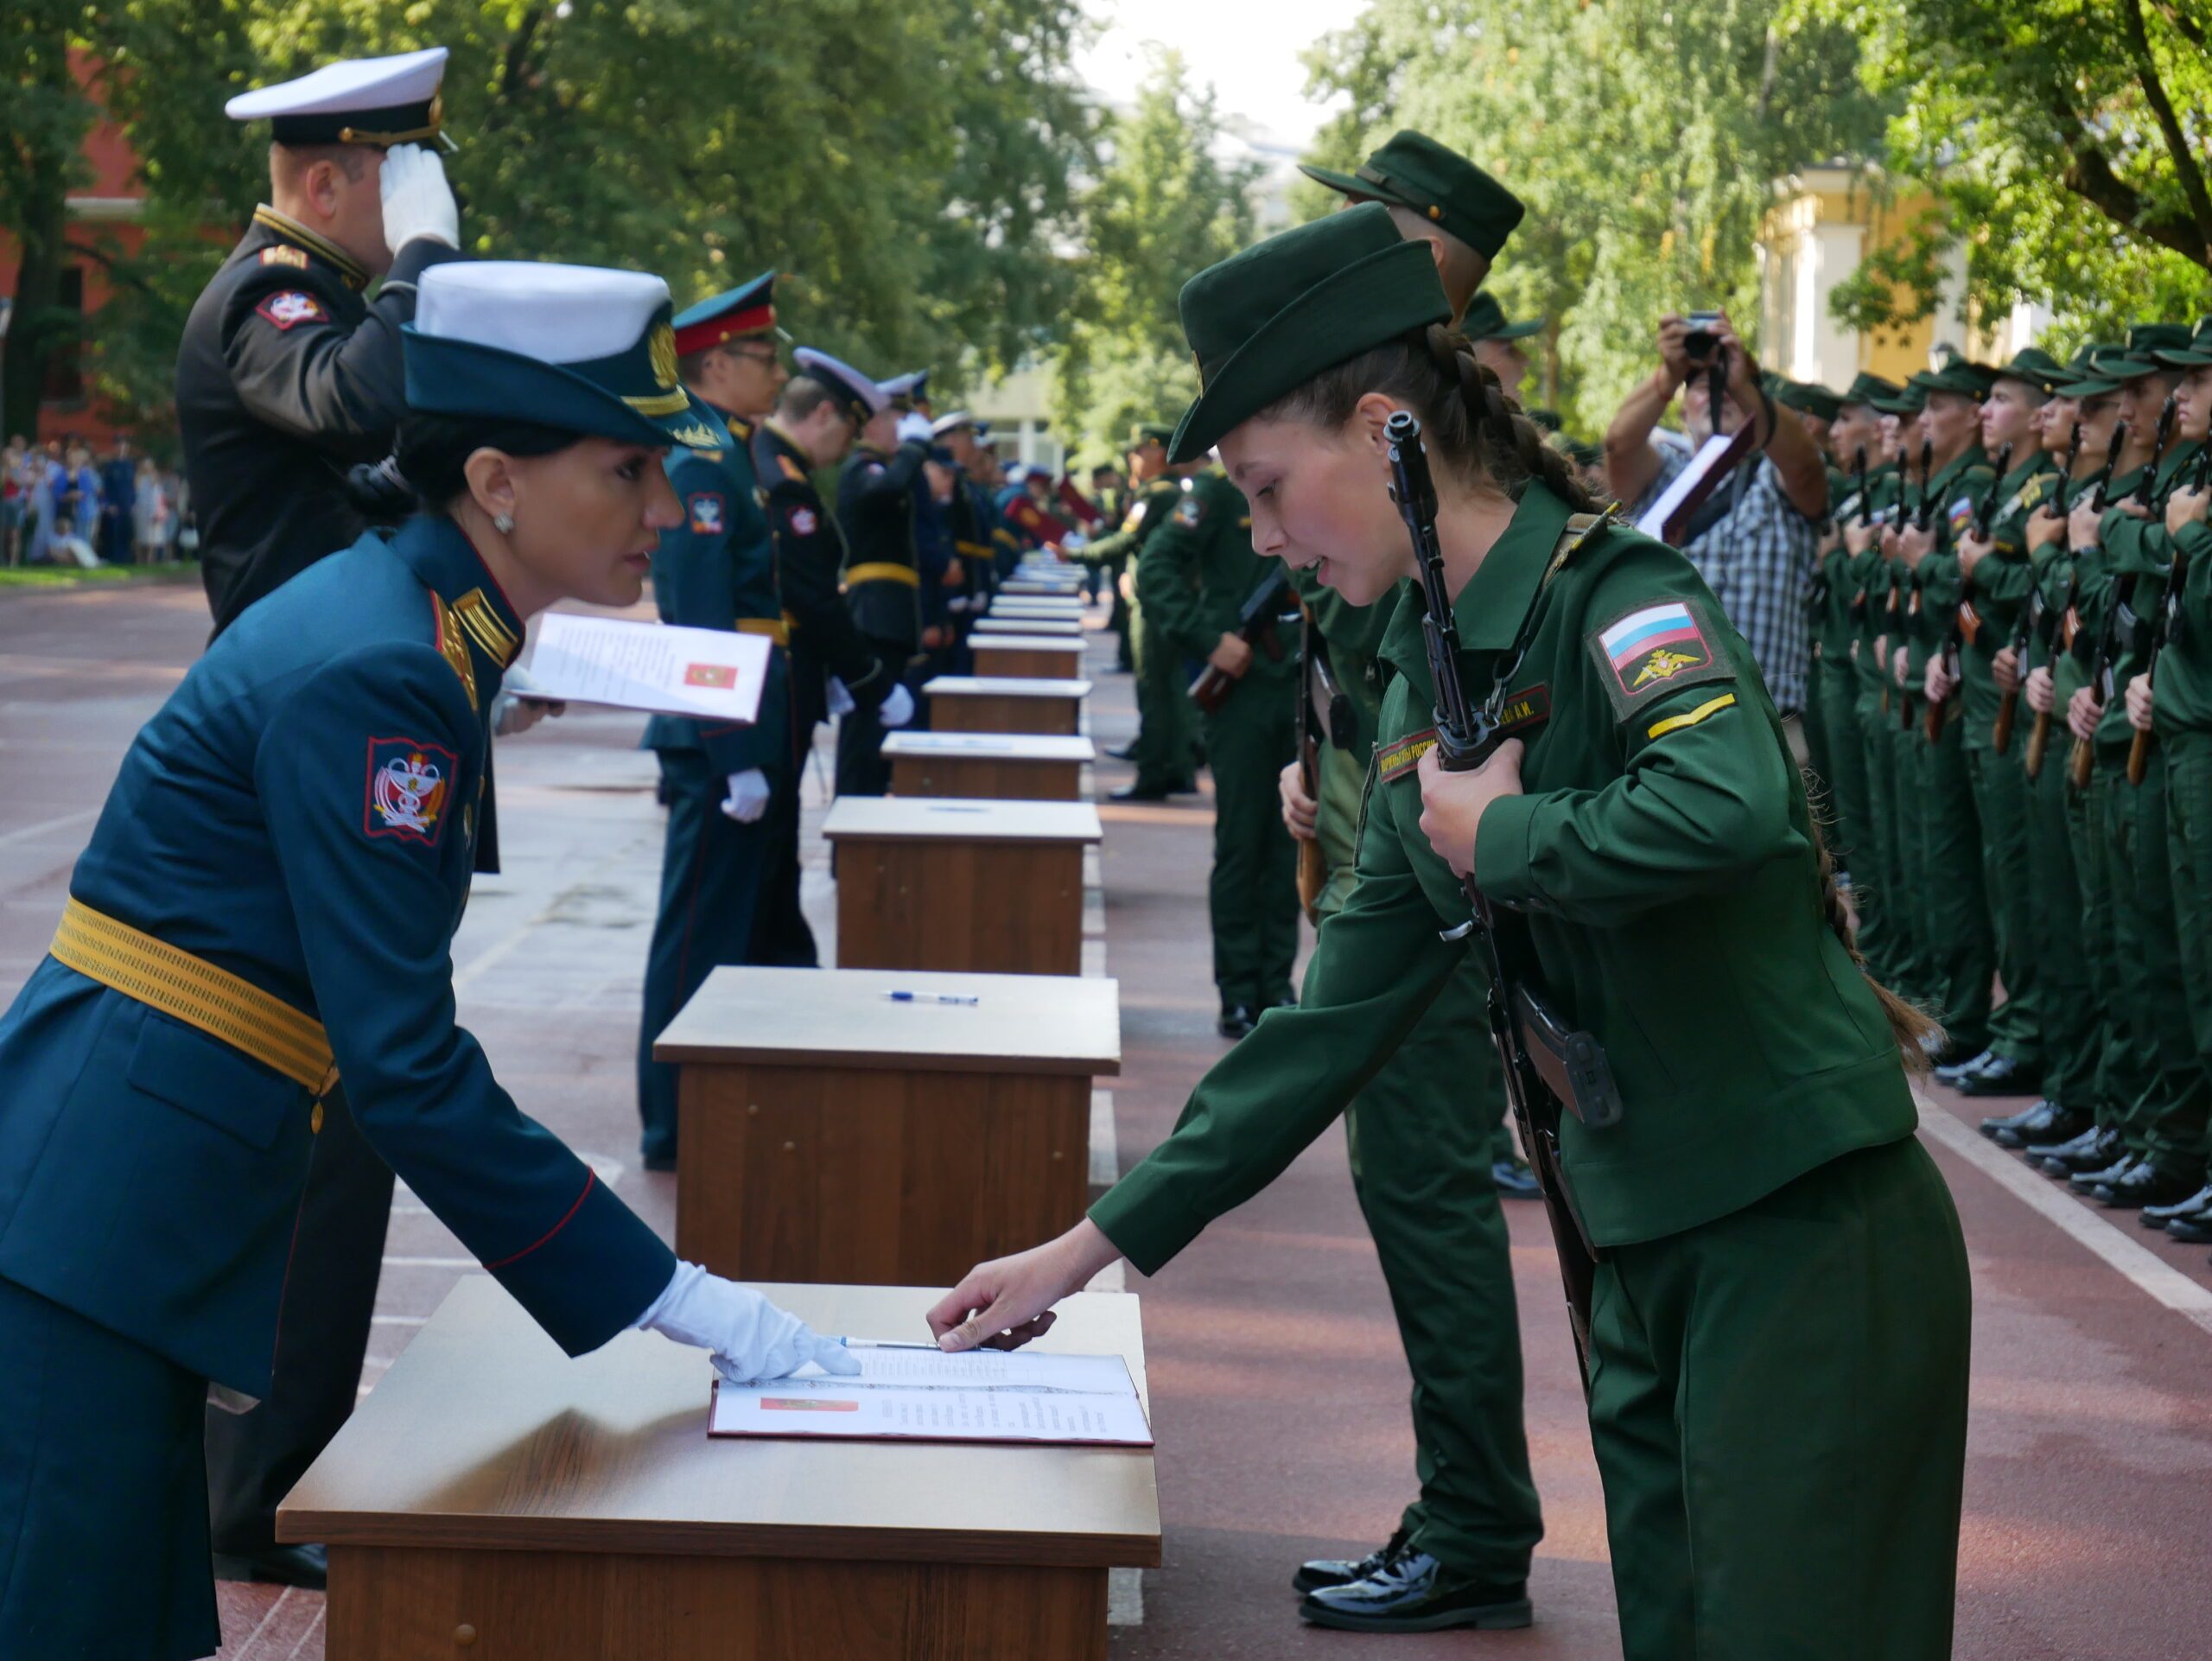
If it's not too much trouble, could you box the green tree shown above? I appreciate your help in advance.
[1051,51,1261,463]
[1302,0,1886,433]
[1,3,96,438]
[1802,0,2212,340]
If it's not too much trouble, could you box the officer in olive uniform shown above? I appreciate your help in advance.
[0,259,858,1660]
[933,207,1968,1658]
[1136,460,1300,1034]
[835,385,937,797]
[172,49,469,1588]
[179,48,466,637]
[1083,423,1198,799]
[635,275,792,1169]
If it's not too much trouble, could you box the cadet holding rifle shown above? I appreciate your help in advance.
[929,207,1967,1658]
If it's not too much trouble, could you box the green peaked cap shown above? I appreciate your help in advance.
[1300,130,1525,260]
[1907,360,1999,400]
[1840,372,1902,410]
[2052,341,2132,398]
[1128,422,1175,449]
[1171,202,1451,463]
[2099,321,2193,381]
[2153,314,2212,367]
[1463,290,1543,340]
[1996,347,2066,392]
[1774,379,1844,422]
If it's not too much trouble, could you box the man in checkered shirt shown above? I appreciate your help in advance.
[1605,309,1828,737]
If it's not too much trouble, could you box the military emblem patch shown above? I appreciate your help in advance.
[689,493,725,534]
[259,245,309,270]
[787,505,817,536]
[364,737,456,846]
[1948,494,1975,532]
[257,290,327,331]
[1589,596,1731,717]
[1173,495,1205,528]
[1379,686,1549,784]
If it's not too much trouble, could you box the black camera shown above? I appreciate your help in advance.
[1683,310,1724,360]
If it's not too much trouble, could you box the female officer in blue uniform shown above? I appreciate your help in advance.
[0,260,855,1660]
[929,208,1971,1655]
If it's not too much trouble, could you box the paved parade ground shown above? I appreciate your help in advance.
[3,576,2210,1659]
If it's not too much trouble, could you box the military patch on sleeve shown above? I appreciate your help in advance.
[1173,495,1205,529]
[688,493,725,534]
[1588,595,1732,719]
[785,504,817,537]
[259,245,309,270]
[1948,493,1976,533]
[1379,685,1549,784]
[256,290,327,331]
[364,737,457,847]
[1644,690,1738,741]
[1121,501,1148,533]
[1376,728,1437,785]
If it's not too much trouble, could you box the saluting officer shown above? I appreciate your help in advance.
[635,273,792,1170]
[931,207,1969,1660]
[179,48,465,635]
[748,351,915,964]
[0,261,858,1660]
[835,377,938,796]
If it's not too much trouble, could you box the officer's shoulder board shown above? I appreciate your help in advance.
[776,454,809,485]
[259,244,309,270]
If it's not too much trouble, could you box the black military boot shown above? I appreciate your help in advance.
[2087,1160,2197,1208]
[1957,1053,2041,1098]
[1293,1529,1407,1594]
[1986,1100,2082,1148]
[1299,1550,1532,1634]
[2168,1212,2212,1244]
[2069,1152,2140,1193]
[2035,1125,2124,1178]
[2142,1184,2212,1229]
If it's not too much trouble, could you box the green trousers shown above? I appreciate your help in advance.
[1913,716,1995,1053]
[2063,767,2139,1125]
[1201,675,1299,1010]
[1591,1137,1969,1661]
[2094,752,2207,1173]
[2161,729,2212,1182]
[1310,737,1540,1576]
[1853,691,1906,983]
[2021,741,2103,1111]
[1814,665,1869,887]
[1888,713,1938,1002]
[1964,744,2042,1066]
[1128,592,1197,792]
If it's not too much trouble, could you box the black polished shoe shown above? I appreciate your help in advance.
[1217,1006,1255,1040]
[2020,1110,2099,1154]
[1491,1157,1543,1200]
[1293,1529,1408,1594]
[2090,1161,2199,1209]
[1988,1100,2085,1149]
[2069,1153,2139,1192]
[213,1543,327,1590]
[641,1147,677,1174]
[1957,1053,2040,1098]
[2035,1126,2123,1177]
[1300,1551,1532,1633]
[2143,1184,2212,1228]
[1937,1048,1999,1086]
[1105,741,1137,760]
[1109,780,1176,803]
[2168,1213,2212,1244]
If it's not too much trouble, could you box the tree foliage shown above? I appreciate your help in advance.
[1302,0,1886,433]
[1050,51,1261,466]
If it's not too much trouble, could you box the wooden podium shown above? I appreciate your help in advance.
[925,676,1090,735]
[884,731,1093,801]
[823,796,1102,976]
[278,1279,1160,1661]
[973,636,1086,681]
[657,966,1120,1282]
[1001,577,1083,596]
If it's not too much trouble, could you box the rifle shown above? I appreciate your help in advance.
[1384,410,1621,1388]
[1926,443,2013,741]
[1914,436,1938,530]
[1994,423,2081,754]
[2067,417,2150,786]
[2125,437,2210,785]
[2024,564,2075,779]
[1854,444,1872,528]
[1292,609,1340,921]
[1189,564,1295,715]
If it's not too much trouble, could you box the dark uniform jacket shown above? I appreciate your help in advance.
[643,412,789,779]
[752,421,888,746]
[1136,468,1294,692]
[836,440,931,651]
[0,516,676,1396]
[177,206,461,634]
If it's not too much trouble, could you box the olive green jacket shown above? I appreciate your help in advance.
[1090,484,1916,1270]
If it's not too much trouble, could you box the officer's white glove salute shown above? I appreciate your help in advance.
[635,1262,860,1384]
[878,683,916,729]
[379,143,461,252]
[721,768,771,824]
[895,411,934,445]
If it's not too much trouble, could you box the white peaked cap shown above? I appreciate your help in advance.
[931,410,975,436]
[415,262,671,366]
[880,371,926,398]
[792,347,892,417]
[226,47,449,122]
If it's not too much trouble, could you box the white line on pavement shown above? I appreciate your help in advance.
[1918,1098,2212,1342]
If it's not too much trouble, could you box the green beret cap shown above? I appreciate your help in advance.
[1462,290,1544,341]
[2153,315,2212,368]
[1996,347,2066,392]
[1128,422,1175,449]
[1300,130,1526,260]
[1908,360,1999,400]
[1171,202,1451,463]
[1775,379,1845,423]
[1840,372,1903,410]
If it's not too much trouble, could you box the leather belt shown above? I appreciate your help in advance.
[844,561,920,589]
[50,898,337,1096]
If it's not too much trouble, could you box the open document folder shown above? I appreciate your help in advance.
[518,612,772,722]
[709,1346,1154,1448]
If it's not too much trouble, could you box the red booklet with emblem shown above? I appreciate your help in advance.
[520,613,772,722]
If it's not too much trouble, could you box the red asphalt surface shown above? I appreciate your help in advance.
[2,574,2209,1660]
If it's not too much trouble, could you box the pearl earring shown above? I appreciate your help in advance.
[493,512,515,534]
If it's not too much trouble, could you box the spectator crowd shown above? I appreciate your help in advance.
[1,433,194,569]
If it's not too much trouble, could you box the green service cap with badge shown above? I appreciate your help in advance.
[1839,372,1903,411]
[1172,202,1451,463]
[1995,347,2066,393]
[1300,130,1525,260]
[1462,290,1544,341]
[2102,321,2194,380]
[2052,342,2132,398]
[404,262,728,451]
[2153,315,2212,368]
[1775,379,1845,423]
[1907,360,1999,400]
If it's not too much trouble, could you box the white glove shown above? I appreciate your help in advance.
[826,676,858,717]
[721,768,771,823]
[379,143,461,252]
[879,683,916,729]
[635,1261,860,1384]
[946,595,973,614]
[1062,531,1089,553]
[896,411,934,444]
[491,663,562,736]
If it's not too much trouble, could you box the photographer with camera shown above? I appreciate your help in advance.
[1605,309,1829,741]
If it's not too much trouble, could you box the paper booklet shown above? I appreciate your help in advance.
[709,1346,1154,1448]
[519,613,772,723]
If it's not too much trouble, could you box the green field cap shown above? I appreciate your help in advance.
[1128,422,1176,449]
[2051,342,2132,398]
[1775,379,1844,423]
[1907,360,1999,400]
[1840,372,1903,411]
[2153,315,2212,368]
[1171,202,1451,463]
[1300,130,1526,259]
[1872,381,1926,416]
[1996,347,2066,393]
[1463,291,1544,341]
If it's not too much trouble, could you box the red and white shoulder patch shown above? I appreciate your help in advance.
[364,736,456,847]
[256,290,327,331]
[785,504,818,537]
[688,492,725,535]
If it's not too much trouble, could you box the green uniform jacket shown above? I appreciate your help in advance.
[1904,448,1995,690]
[1955,456,2056,746]
[1135,468,1295,686]
[2158,510,2212,731]
[1082,475,1185,568]
[2095,442,2203,748]
[1847,465,1900,698]
[1091,485,1915,1270]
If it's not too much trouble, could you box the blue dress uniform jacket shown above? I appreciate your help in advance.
[0,514,677,1398]
[642,414,790,774]
[753,420,888,744]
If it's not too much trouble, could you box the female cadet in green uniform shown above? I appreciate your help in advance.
[0,262,854,1660]
[928,205,1969,1658]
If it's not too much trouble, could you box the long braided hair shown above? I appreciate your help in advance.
[1258,323,1939,1068]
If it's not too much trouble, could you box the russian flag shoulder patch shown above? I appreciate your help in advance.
[1587,594,1732,718]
